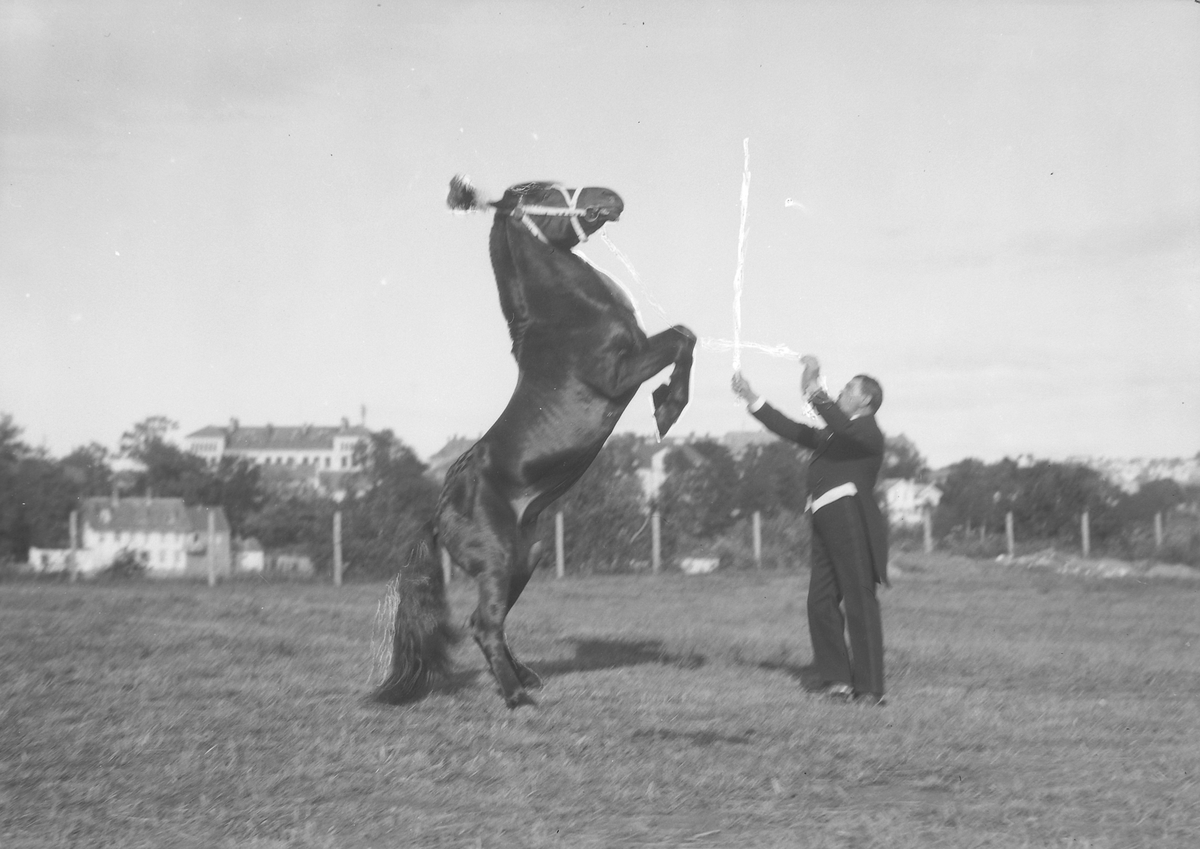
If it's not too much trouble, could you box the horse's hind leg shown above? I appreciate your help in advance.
[501,535,547,690]
[466,534,545,695]
[440,452,534,708]
[447,510,536,708]
[470,565,536,708]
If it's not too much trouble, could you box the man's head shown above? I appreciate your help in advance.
[837,375,883,417]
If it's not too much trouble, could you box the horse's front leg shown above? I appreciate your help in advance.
[589,325,695,436]
[648,325,696,436]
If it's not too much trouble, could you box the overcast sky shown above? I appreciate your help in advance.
[2,0,1197,469]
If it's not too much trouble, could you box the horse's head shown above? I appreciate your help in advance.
[498,181,623,247]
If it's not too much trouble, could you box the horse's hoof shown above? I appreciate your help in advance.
[505,689,538,710]
[516,666,543,690]
[651,387,673,433]
[653,396,683,436]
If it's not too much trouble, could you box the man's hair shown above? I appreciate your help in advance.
[854,375,883,413]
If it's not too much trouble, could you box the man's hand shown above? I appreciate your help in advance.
[800,355,822,398]
[731,371,758,404]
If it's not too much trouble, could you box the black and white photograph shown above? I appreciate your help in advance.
[2,1,1198,846]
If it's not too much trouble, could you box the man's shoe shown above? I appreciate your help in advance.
[853,692,887,707]
[820,683,854,700]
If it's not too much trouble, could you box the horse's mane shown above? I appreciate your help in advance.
[486,182,616,362]
[488,214,532,360]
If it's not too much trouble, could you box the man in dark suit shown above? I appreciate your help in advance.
[732,355,888,705]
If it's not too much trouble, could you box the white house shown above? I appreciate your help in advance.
[878,479,942,528]
[76,496,232,577]
[236,538,266,572]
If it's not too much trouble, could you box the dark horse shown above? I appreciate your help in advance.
[375,177,695,708]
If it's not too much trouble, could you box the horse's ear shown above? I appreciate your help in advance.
[446,174,493,212]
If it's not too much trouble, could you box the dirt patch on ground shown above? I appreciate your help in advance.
[993,548,1199,580]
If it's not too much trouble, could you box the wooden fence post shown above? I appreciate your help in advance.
[1154,512,1163,550]
[1081,510,1090,558]
[555,511,565,579]
[752,511,762,569]
[332,511,343,586]
[69,510,79,576]
[651,509,661,574]
[1005,511,1014,559]
[207,509,217,587]
[441,548,452,586]
[923,509,933,554]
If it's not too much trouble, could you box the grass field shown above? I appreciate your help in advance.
[2,553,1198,848]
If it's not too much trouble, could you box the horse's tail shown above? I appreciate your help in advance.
[372,521,458,705]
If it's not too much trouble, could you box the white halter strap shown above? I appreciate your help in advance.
[513,184,591,245]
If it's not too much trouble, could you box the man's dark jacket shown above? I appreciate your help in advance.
[752,391,889,584]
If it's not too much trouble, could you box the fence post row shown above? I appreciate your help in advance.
[512,502,1175,578]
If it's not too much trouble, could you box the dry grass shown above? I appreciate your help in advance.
[2,553,1198,848]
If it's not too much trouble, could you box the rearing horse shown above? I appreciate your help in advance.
[375,177,696,708]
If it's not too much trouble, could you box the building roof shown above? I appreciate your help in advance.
[80,497,230,534]
[186,426,227,439]
[186,422,370,452]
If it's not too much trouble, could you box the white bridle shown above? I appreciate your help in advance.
[511,184,598,245]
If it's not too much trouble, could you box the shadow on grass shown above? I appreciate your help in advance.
[532,637,706,676]
[631,727,755,747]
[757,659,827,691]
[368,638,709,704]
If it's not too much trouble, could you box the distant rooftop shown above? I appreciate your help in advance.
[186,420,369,452]
[80,496,230,534]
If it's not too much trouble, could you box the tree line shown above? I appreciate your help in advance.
[933,456,1200,564]
[2,410,1196,576]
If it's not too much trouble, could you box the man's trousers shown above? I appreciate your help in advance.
[808,497,885,697]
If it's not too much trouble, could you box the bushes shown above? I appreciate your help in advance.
[1105,510,1200,566]
[97,548,148,579]
[536,435,655,575]
[670,511,810,572]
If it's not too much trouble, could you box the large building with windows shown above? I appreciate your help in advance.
[184,418,370,472]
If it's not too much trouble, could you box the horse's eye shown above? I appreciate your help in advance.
[583,207,601,222]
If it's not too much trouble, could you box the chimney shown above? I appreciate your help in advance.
[340,417,349,431]
[229,417,240,433]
